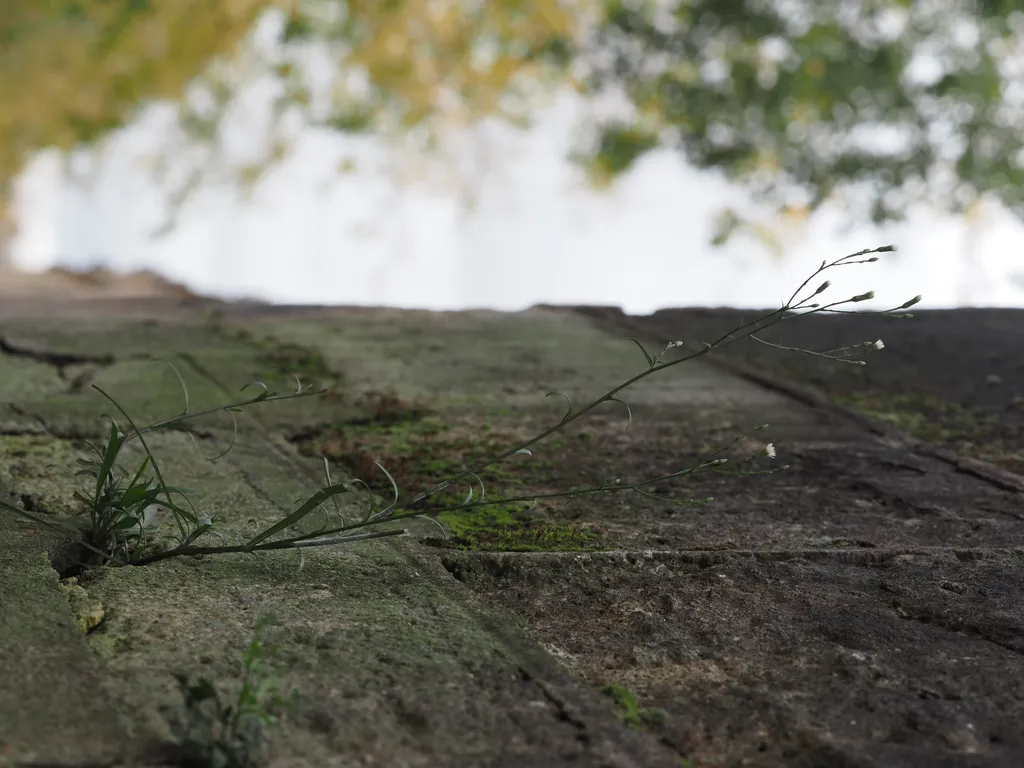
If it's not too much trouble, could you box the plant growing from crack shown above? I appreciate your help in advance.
[0,375,349,569]
[0,245,919,569]
[601,683,669,730]
[166,614,297,768]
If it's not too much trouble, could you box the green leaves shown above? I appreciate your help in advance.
[3,0,1020,252]
[590,123,660,178]
[169,615,297,768]
[587,0,1023,233]
[0,0,268,192]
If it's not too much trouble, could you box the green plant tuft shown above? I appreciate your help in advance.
[167,614,298,768]
[601,683,669,730]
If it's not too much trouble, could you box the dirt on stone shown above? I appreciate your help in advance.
[446,546,1024,767]
[0,265,200,300]
[592,306,1024,476]
[439,306,1024,768]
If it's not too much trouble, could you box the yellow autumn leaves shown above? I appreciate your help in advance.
[0,1,268,189]
[341,0,583,128]
[0,0,592,204]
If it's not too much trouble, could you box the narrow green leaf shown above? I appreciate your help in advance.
[607,396,633,432]
[628,337,654,368]
[244,482,354,549]
[96,420,125,501]
[545,391,573,423]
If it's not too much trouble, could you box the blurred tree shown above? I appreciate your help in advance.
[0,0,272,258]
[585,0,1024,237]
[0,0,583,246]
[1,0,1022,255]
[148,0,584,229]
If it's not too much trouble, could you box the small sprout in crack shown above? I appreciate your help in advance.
[601,683,669,731]
[166,614,298,768]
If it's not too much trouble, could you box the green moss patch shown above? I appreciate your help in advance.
[253,336,339,386]
[293,392,526,494]
[430,501,601,552]
[600,684,669,731]
[838,390,1024,473]
[206,322,343,389]
[839,390,990,442]
[289,391,604,552]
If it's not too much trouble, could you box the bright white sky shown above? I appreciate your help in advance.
[9,13,1024,314]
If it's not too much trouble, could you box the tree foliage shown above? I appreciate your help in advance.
[586,0,1024,227]
[0,0,269,202]
[0,0,583,239]
[2,0,1023,247]
[151,0,584,221]
[275,0,580,130]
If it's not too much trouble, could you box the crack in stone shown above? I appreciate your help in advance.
[3,404,108,441]
[0,420,48,436]
[5,403,57,435]
[518,666,590,740]
[0,335,115,370]
[178,351,326,489]
[443,547,1024,570]
[230,459,291,517]
[65,367,99,393]
[896,605,1024,658]
[1,403,221,443]
[0,335,125,396]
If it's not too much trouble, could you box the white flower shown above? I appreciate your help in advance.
[666,340,684,348]
[763,443,776,458]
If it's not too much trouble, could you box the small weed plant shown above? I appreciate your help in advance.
[167,614,297,768]
[0,246,920,569]
[601,683,670,730]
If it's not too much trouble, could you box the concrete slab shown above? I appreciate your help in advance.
[0,295,1020,767]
